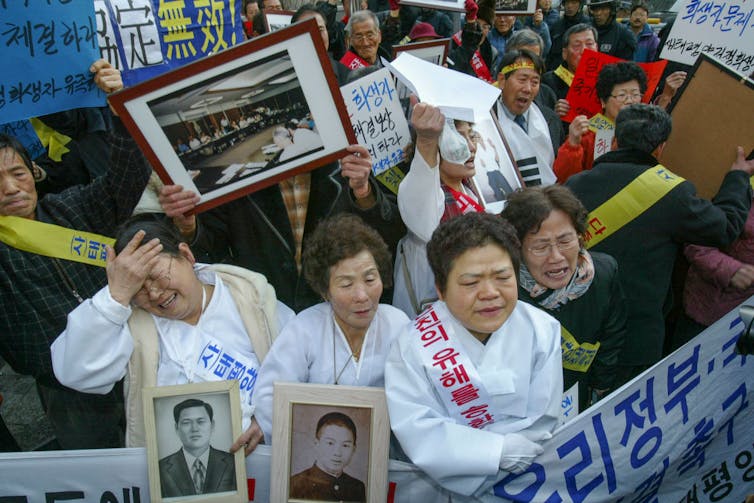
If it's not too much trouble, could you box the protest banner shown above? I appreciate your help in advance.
[2,298,754,501]
[340,68,411,194]
[0,2,104,123]
[562,50,667,123]
[659,0,754,75]
[94,0,244,87]
[0,121,45,160]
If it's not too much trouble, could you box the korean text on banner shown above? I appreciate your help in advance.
[0,2,104,123]
[659,0,754,75]
[340,68,411,177]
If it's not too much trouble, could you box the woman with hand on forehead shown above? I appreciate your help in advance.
[501,185,626,411]
[52,214,283,450]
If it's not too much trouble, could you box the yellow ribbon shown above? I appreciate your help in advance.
[0,216,114,267]
[501,60,536,76]
[561,325,600,372]
[584,165,685,249]
[554,64,574,87]
[30,117,72,162]
[587,113,614,133]
[376,165,406,195]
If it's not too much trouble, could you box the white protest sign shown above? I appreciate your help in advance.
[340,68,411,177]
[385,52,501,123]
[659,0,754,75]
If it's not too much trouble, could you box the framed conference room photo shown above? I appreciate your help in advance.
[108,18,356,214]
[143,380,247,503]
[270,382,390,503]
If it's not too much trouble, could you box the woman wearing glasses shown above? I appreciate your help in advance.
[553,61,647,183]
[501,185,626,411]
[51,214,285,448]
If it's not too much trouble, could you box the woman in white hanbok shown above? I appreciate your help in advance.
[248,213,409,448]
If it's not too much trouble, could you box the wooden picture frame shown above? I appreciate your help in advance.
[264,9,295,32]
[143,380,247,503]
[663,54,754,200]
[397,0,466,13]
[270,383,389,503]
[471,111,523,214]
[109,18,356,214]
[392,38,451,67]
[493,0,538,14]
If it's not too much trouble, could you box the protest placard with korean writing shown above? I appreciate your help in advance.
[660,0,754,75]
[94,0,244,87]
[0,1,103,123]
[0,120,45,160]
[340,68,410,177]
[563,50,667,123]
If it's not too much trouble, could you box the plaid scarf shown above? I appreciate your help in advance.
[441,182,483,222]
[519,248,595,310]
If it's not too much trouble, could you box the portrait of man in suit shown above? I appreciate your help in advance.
[158,398,236,497]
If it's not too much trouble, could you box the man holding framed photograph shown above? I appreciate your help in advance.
[159,398,236,497]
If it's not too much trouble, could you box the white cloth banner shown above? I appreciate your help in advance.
[2,299,754,502]
[659,0,754,75]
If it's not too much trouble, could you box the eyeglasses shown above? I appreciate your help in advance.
[526,234,579,257]
[351,31,378,42]
[609,91,643,103]
[140,256,173,294]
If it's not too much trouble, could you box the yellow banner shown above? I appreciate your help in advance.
[554,65,574,87]
[30,118,71,162]
[561,325,600,372]
[587,113,614,133]
[584,165,685,249]
[0,216,114,267]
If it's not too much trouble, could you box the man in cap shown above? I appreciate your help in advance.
[588,0,636,59]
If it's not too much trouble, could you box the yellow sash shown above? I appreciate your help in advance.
[561,325,600,372]
[584,165,685,249]
[554,65,574,87]
[29,118,72,162]
[0,216,114,267]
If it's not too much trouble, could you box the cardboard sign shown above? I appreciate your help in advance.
[563,49,667,123]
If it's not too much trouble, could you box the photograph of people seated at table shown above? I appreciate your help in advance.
[148,51,324,194]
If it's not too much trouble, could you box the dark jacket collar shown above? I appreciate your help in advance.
[593,147,659,168]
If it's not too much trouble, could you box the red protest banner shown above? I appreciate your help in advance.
[563,49,668,123]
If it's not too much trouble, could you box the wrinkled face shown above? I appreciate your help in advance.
[0,148,37,219]
[562,29,597,70]
[314,424,356,476]
[522,209,580,290]
[494,14,516,34]
[299,12,329,50]
[439,121,477,186]
[590,4,612,26]
[176,406,213,453]
[131,248,204,325]
[629,7,648,28]
[327,250,383,339]
[350,19,381,64]
[501,65,541,116]
[601,79,642,120]
[439,244,518,341]
[563,0,582,16]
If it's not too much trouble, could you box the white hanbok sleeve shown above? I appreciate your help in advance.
[252,316,314,443]
[398,150,445,243]
[51,287,135,394]
[385,332,506,497]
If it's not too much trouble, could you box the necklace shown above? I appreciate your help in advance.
[331,315,362,385]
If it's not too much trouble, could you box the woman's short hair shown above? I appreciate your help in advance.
[316,411,357,443]
[501,185,588,242]
[113,213,185,256]
[303,213,392,298]
[596,61,648,102]
[427,212,521,294]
